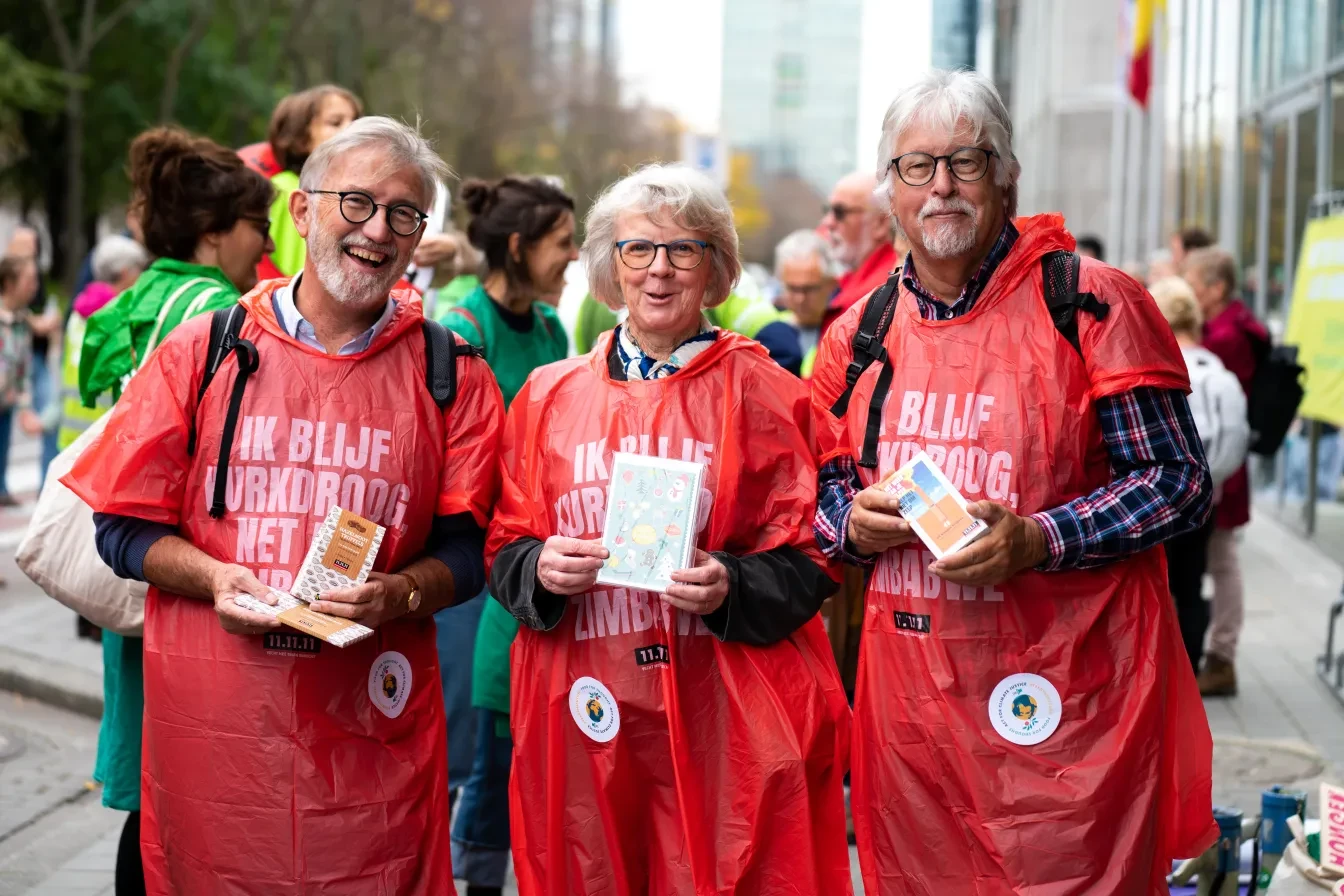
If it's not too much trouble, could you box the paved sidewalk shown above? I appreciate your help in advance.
[21,823,121,896]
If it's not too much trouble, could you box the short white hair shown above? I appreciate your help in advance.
[774,229,843,278]
[299,116,452,210]
[92,234,149,283]
[583,163,741,310]
[875,68,1020,217]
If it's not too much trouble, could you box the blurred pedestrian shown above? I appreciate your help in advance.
[489,162,850,895]
[773,228,841,378]
[4,226,62,484]
[73,125,275,896]
[1075,234,1105,261]
[814,68,1216,894]
[1171,226,1213,268]
[238,84,362,279]
[819,170,897,333]
[67,117,500,895]
[58,234,149,450]
[1147,249,1177,283]
[437,174,575,896]
[0,256,43,506]
[1151,276,1249,673]
[1183,246,1266,697]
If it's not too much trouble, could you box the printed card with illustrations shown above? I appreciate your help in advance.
[882,451,989,559]
[597,453,704,594]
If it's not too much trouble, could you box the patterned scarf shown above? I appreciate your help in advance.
[614,319,716,380]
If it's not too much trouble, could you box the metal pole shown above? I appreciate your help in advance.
[1144,3,1165,260]
[1307,419,1321,536]
[1108,93,1128,263]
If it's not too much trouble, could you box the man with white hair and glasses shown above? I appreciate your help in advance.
[811,69,1217,893]
[65,117,504,894]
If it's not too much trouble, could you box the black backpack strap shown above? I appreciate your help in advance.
[829,272,903,469]
[1041,250,1110,357]
[206,313,260,519]
[188,305,248,457]
[422,318,483,411]
[829,272,902,418]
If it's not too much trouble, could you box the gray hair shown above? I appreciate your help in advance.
[584,163,741,309]
[875,69,1020,217]
[299,116,452,210]
[774,229,844,277]
[91,234,149,283]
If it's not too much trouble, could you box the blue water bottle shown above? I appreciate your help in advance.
[1259,786,1308,886]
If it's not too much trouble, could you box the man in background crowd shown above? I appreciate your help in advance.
[774,229,840,379]
[1076,234,1105,261]
[819,170,897,333]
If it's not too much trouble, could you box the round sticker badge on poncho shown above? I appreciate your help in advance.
[989,673,1061,746]
[569,676,620,743]
[369,651,412,719]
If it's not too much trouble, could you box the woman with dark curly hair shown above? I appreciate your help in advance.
[437,174,577,896]
[79,125,272,896]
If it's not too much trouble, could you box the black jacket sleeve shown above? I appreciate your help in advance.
[701,546,838,646]
[490,537,837,646]
[489,536,568,631]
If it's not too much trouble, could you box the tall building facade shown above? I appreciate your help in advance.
[982,0,1344,559]
[932,0,980,70]
[720,0,864,198]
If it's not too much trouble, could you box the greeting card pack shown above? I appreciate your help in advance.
[597,453,704,593]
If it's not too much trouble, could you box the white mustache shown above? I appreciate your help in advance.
[342,236,397,256]
[918,198,976,221]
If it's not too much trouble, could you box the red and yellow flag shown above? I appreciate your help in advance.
[1127,0,1164,107]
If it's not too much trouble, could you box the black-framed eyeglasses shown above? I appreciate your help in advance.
[306,190,428,236]
[615,239,712,271]
[823,202,866,222]
[241,216,271,240]
[890,147,998,187]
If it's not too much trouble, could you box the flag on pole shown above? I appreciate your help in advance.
[1126,0,1163,108]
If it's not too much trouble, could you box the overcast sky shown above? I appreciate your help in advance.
[616,0,933,171]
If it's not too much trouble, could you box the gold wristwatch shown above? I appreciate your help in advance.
[401,572,422,614]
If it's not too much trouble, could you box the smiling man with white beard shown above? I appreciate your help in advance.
[64,116,505,894]
[810,69,1219,894]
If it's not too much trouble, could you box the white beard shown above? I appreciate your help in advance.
[918,197,981,260]
[308,212,403,309]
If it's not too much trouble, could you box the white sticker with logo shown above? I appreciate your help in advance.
[568,676,620,743]
[988,673,1062,746]
[369,651,412,719]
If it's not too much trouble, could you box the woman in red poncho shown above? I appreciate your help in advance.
[485,163,853,896]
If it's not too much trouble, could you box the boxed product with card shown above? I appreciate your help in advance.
[882,451,989,559]
[233,506,385,647]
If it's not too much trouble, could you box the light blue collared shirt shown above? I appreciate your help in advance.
[272,274,397,356]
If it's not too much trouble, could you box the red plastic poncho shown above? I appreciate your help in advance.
[812,215,1217,896]
[63,280,505,895]
[486,331,853,896]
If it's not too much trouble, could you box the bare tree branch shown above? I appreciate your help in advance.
[89,0,146,52]
[76,0,97,64]
[38,0,77,69]
[159,0,217,121]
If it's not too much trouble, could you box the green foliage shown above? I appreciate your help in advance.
[9,0,680,277]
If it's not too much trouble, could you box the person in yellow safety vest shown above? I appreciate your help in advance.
[58,234,149,449]
[773,229,842,379]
